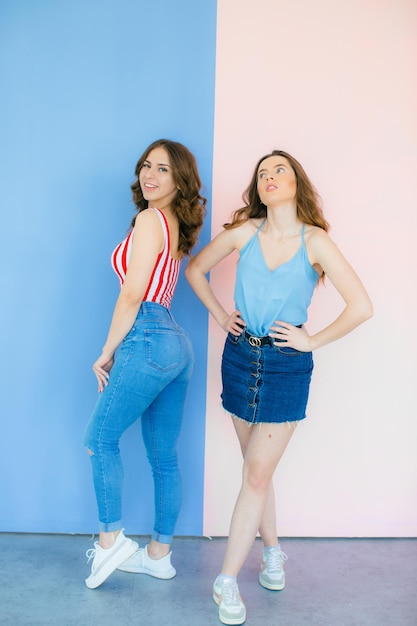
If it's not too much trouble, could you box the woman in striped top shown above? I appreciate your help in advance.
[84,139,206,590]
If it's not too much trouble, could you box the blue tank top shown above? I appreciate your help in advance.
[234,221,319,335]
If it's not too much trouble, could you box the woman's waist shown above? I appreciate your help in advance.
[239,308,307,336]
[137,301,173,320]
[242,325,302,347]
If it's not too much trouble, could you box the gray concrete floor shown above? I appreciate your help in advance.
[0,534,415,625]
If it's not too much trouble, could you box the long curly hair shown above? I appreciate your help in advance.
[224,150,329,232]
[130,139,207,255]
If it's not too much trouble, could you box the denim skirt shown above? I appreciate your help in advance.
[221,332,314,424]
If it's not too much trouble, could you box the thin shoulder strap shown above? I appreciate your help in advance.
[150,207,171,253]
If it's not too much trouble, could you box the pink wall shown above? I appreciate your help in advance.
[204,0,417,536]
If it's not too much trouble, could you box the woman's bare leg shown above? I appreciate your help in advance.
[232,418,282,547]
[221,420,296,577]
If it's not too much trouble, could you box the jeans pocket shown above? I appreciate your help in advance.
[226,332,243,345]
[144,329,183,372]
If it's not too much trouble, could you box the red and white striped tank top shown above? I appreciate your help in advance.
[111,207,180,308]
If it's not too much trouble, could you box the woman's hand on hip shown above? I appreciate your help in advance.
[221,310,246,336]
[269,321,312,351]
[93,353,114,392]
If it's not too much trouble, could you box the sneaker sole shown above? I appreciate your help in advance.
[85,539,138,589]
[258,574,285,591]
[117,564,176,579]
[213,590,246,625]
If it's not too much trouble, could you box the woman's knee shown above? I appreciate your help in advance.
[146,448,179,475]
[84,432,97,456]
[83,424,110,456]
[242,464,273,493]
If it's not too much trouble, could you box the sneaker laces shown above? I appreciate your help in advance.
[266,548,288,572]
[86,548,96,563]
[222,580,240,606]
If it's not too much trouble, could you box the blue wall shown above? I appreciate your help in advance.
[0,0,216,534]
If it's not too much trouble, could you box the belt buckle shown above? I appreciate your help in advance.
[248,335,262,347]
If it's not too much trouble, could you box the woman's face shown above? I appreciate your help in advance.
[139,146,178,210]
[256,155,297,206]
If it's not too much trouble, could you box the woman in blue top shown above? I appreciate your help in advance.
[186,150,373,626]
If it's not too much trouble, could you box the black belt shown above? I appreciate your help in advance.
[243,325,302,348]
[243,330,272,347]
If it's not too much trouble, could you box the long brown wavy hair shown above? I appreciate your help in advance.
[224,150,329,232]
[130,139,206,255]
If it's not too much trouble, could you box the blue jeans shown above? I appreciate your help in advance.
[84,302,193,543]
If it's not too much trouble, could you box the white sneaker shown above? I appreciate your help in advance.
[117,544,176,579]
[85,530,138,589]
[213,576,246,625]
[259,546,287,590]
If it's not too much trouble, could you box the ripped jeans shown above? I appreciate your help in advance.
[84,302,193,543]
